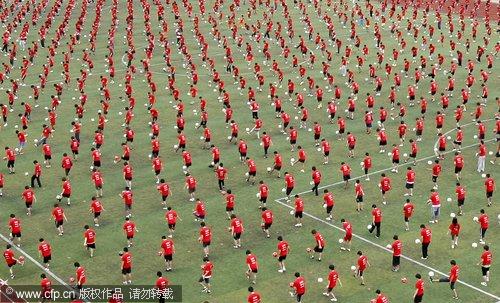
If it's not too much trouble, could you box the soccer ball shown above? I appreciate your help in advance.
[306,247,312,253]
[282,188,286,193]
[473,216,479,222]
[415,239,421,244]
[317,277,324,283]
[472,243,478,248]
[474,135,478,139]
[450,213,456,218]
[428,271,435,277]
[173,144,178,149]
[309,181,314,185]
[401,277,408,283]
[403,153,408,157]
[227,136,232,140]
[272,252,278,257]
[245,172,249,177]
[245,127,250,132]
[34,139,38,144]
[387,152,392,156]
[56,195,62,200]
[367,224,372,230]
[335,130,339,134]
[481,174,486,178]
[447,198,452,202]
[89,166,94,171]
[427,160,432,165]
[447,136,451,140]
[350,265,356,271]
[290,158,295,163]
[157,251,162,256]
[317,148,321,152]
[360,161,364,166]
[256,193,260,198]
[338,238,344,244]
[267,167,272,172]
[289,210,294,215]
[200,136,204,140]
[24,172,28,176]
[386,244,392,249]
[69,277,75,283]
[18,256,25,264]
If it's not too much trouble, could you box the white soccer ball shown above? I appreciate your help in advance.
[489,151,494,155]
[323,204,327,209]
[200,136,204,140]
[290,158,295,163]
[195,123,200,128]
[350,265,356,271]
[56,195,62,200]
[415,239,421,244]
[309,181,314,185]
[118,112,123,116]
[472,242,478,248]
[282,188,286,193]
[245,127,250,132]
[245,172,249,177]
[338,238,344,244]
[182,165,187,170]
[386,244,392,249]
[360,162,364,166]
[387,152,392,156]
[450,213,456,218]
[256,193,261,198]
[335,130,339,134]
[286,137,290,141]
[427,160,432,165]
[289,210,294,215]
[294,116,299,120]
[317,277,323,283]
[367,224,372,230]
[227,136,232,140]
[481,174,486,178]
[173,144,178,149]
[308,128,312,132]
[267,167,272,172]
[497,214,500,220]
[34,139,38,144]
[447,136,451,140]
[317,148,321,152]
[473,216,479,222]
[90,118,95,122]
[24,172,29,176]
[474,135,478,139]
[403,153,408,157]
[428,271,435,277]
[447,198,452,202]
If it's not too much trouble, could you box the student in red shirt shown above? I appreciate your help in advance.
[89,197,104,227]
[198,222,212,257]
[448,217,461,249]
[340,162,351,189]
[477,209,489,244]
[3,244,21,279]
[309,229,325,261]
[484,174,495,207]
[275,236,289,273]
[355,251,370,285]
[160,235,175,272]
[120,247,132,284]
[83,225,96,258]
[420,224,432,260]
[391,235,402,272]
[289,272,306,302]
[31,160,42,188]
[413,273,424,303]
[21,185,36,216]
[368,204,382,238]
[430,260,459,300]
[8,214,22,246]
[372,289,389,303]
[215,163,228,191]
[311,166,321,196]
[379,173,391,204]
[74,262,86,289]
[38,238,52,269]
[229,214,244,248]
[199,257,213,294]
[323,264,342,301]
[245,250,258,284]
[123,217,138,248]
[260,207,273,238]
[403,199,415,231]
[247,286,261,303]
[40,273,52,301]
[477,245,492,286]
[155,271,169,300]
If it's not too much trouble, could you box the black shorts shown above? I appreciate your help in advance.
[121,268,131,275]
[7,261,17,267]
[168,223,175,229]
[43,255,51,263]
[416,130,422,136]
[62,193,71,198]
[457,198,465,206]
[188,188,196,194]
[274,165,282,171]
[453,140,462,146]
[393,159,400,164]
[455,167,462,173]
[486,191,493,198]
[93,161,101,167]
[278,255,287,261]
[290,139,296,145]
[406,183,414,189]
[294,211,303,218]
[233,233,241,240]
[380,140,387,146]
[248,268,258,273]
[260,196,268,203]
[356,196,363,203]
[410,153,417,158]
[44,155,51,160]
[122,155,130,161]
[164,254,173,262]
[314,134,320,140]
[404,216,410,222]
[55,220,64,227]
[199,277,210,283]
[202,241,211,247]
[366,123,372,128]
[25,202,33,208]
[263,223,272,230]
[326,205,333,213]
[392,256,400,267]
[438,146,445,152]
[482,266,490,276]
[226,206,234,212]
[324,151,330,156]
[414,294,423,303]
[127,235,134,240]
[432,176,438,182]
[248,171,256,176]
[87,243,96,249]
[11,232,21,238]
[94,212,101,218]
[7,160,15,167]
[286,187,293,195]
[314,246,323,253]
[343,175,350,181]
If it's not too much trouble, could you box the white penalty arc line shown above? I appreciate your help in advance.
[277,138,496,200]
[273,198,500,302]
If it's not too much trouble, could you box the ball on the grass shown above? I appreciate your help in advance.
[267,167,272,172]
[447,198,452,202]
[256,193,260,198]
[428,271,435,277]
[173,144,178,149]
[182,165,187,170]
[282,188,286,193]
[427,160,433,165]
[309,181,314,185]
[387,152,392,156]
[317,277,323,283]
[56,195,62,200]
[335,130,339,134]
[472,242,478,248]
[473,216,479,222]
[386,244,392,249]
[322,204,327,209]
[245,127,250,132]
[157,251,162,256]
[481,173,486,178]
[497,214,500,220]
[200,136,204,140]
[367,224,372,230]
[317,147,321,152]
[415,239,421,244]
[24,172,28,176]
[89,166,94,171]
[69,277,75,283]
[306,247,312,252]
[489,151,494,155]
[289,210,294,215]
[245,172,249,177]
[450,213,456,218]
[360,161,364,166]
[227,136,232,140]
[474,135,478,139]
[447,136,451,140]
[34,139,38,144]
[401,277,408,283]
[272,252,278,257]
[350,265,356,271]
[290,158,295,163]
[338,238,344,244]
[403,153,408,157]
[286,137,290,141]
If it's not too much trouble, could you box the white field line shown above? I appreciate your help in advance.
[277,138,496,199]
[273,198,500,302]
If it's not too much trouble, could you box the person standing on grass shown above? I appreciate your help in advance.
[215,163,227,192]
[448,217,461,249]
[427,189,441,224]
[83,225,96,258]
[484,174,495,207]
[368,204,382,238]
[379,173,391,204]
[311,166,321,196]
[309,230,325,261]
[371,289,389,303]
[455,183,466,216]
[323,189,335,221]
[276,236,289,273]
[38,238,52,270]
[391,235,402,272]
[413,273,424,303]
[247,286,261,303]
[289,272,306,302]
[229,214,244,248]
[340,219,353,252]
[323,264,342,302]
[120,247,132,285]
[476,140,487,173]
[354,180,364,212]
[294,195,304,227]
[340,162,351,190]
[404,167,416,197]
[160,235,174,272]
[260,207,273,238]
[8,214,22,246]
[74,262,86,290]
[155,271,169,303]
[245,250,258,284]
[31,160,42,188]
[420,224,432,260]
[477,209,489,244]
[354,251,369,286]
[89,197,104,227]
[123,217,138,248]
[3,244,22,279]
[21,185,36,216]
[199,257,213,294]
[430,260,459,300]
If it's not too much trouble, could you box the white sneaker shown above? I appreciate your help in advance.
[278,269,284,273]
[294,223,302,227]
[481,282,487,286]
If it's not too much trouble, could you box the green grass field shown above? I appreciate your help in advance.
[0,0,499,302]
